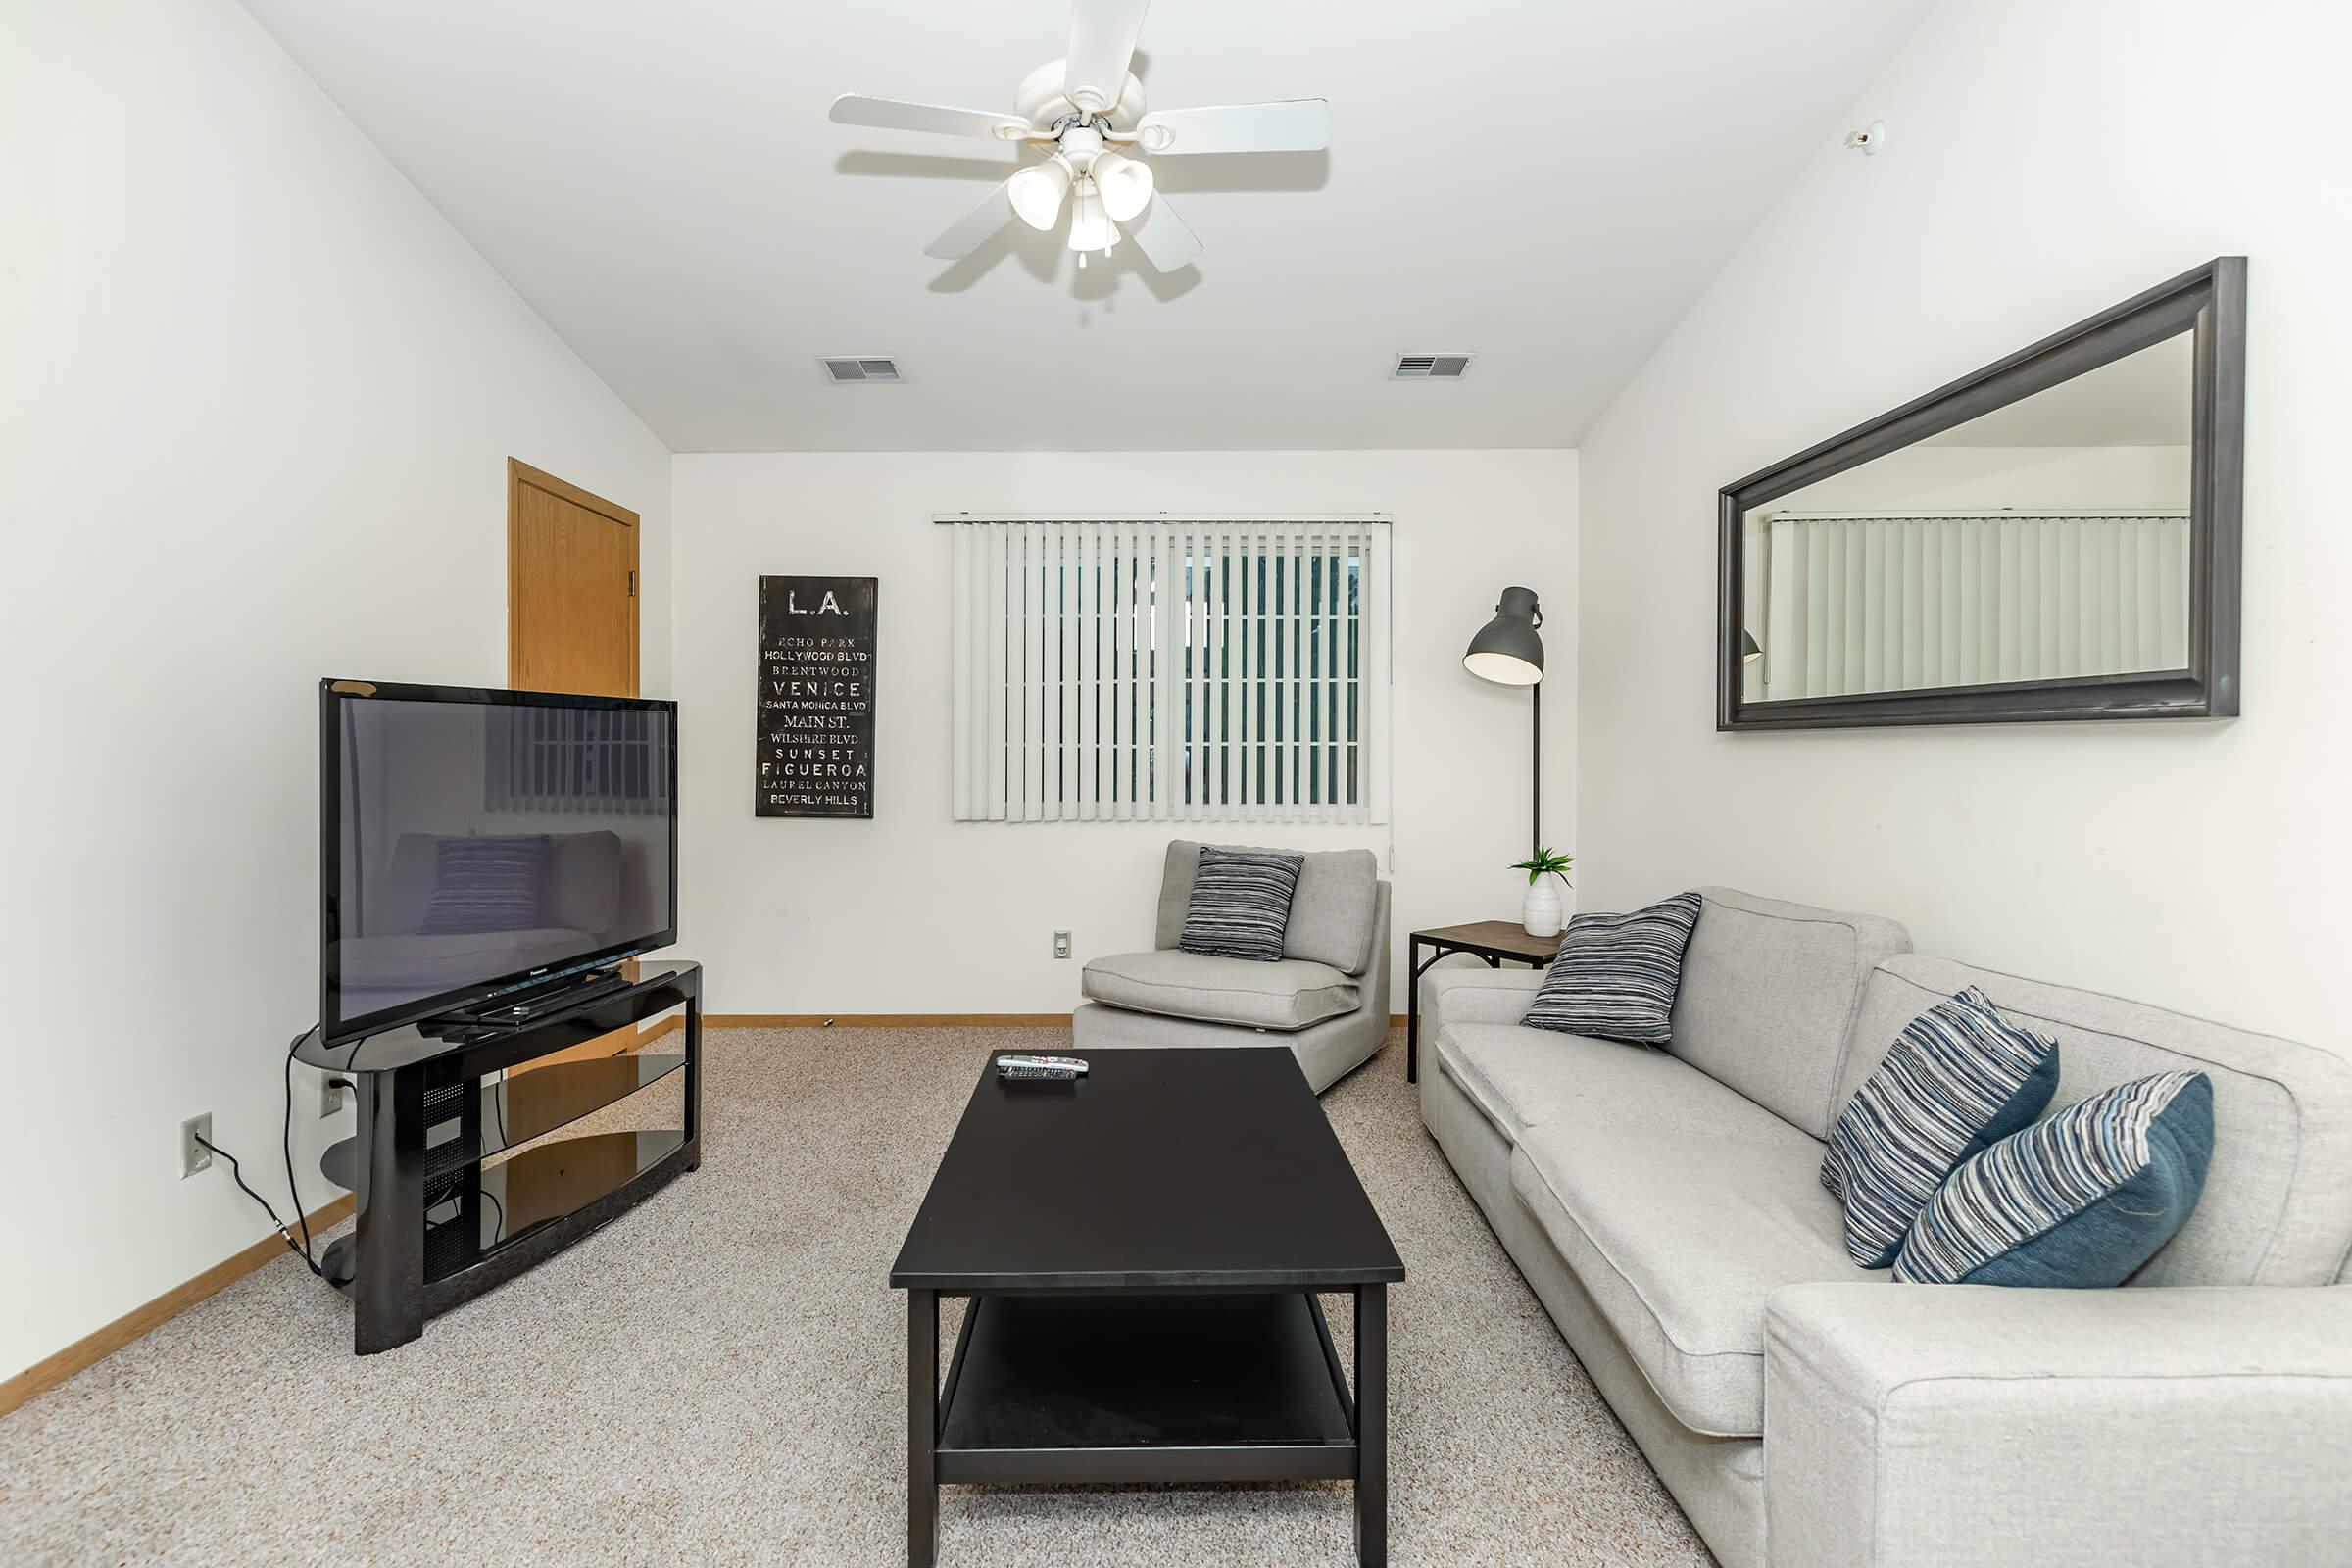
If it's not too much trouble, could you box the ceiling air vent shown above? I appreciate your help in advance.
[1393,353,1473,380]
[823,357,902,383]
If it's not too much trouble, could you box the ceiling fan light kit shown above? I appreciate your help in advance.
[828,0,1331,275]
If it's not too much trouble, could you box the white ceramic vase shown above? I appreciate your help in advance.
[1521,873,1566,938]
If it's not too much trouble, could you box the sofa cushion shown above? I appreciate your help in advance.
[1156,841,1380,974]
[1081,949,1359,1032]
[1843,955,2352,1289]
[1670,887,1913,1138]
[1822,986,2061,1268]
[1437,1020,1782,1142]
[1511,1116,1881,1438]
[1521,892,1703,1045]
[1896,1071,2216,1287]
[1178,846,1304,961]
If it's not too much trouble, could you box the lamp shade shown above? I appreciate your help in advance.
[1740,630,1763,664]
[1091,150,1154,221]
[1008,155,1074,231]
[1066,179,1116,252]
[1464,586,1544,685]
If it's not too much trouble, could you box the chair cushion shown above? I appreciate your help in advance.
[1822,986,2061,1268]
[1081,949,1359,1032]
[1177,846,1303,961]
[419,834,552,935]
[1436,1021,1779,1141]
[1512,1115,1882,1438]
[1522,892,1703,1045]
[1897,1071,2216,1287]
[1156,841,1381,974]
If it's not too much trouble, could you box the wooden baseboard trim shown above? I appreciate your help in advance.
[0,1192,357,1418]
[709,1013,1072,1029]
[638,1014,685,1043]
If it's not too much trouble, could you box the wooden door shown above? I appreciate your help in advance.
[506,459,642,1068]
[508,458,639,697]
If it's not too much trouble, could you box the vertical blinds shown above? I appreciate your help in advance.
[484,707,672,815]
[947,517,1391,823]
[1758,511,2191,700]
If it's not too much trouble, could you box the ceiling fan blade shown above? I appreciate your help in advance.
[923,178,1018,260]
[1136,99,1331,155]
[1122,193,1201,272]
[830,94,1026,141]
[1063,0,1150,114]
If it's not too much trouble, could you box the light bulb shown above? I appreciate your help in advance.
[1008,155,1073,232]
[1090,150,1154,221]
[1067,179,1117,253]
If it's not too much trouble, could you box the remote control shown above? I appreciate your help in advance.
[997,1053,1089,1081]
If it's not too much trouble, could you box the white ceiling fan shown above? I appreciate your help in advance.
[829,0,1331,272]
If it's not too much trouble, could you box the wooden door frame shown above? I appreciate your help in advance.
[506,457,641,696]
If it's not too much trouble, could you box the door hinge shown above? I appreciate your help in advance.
[628,569,637,597]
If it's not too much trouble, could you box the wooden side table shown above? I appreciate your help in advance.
[1405,921,1562,1082]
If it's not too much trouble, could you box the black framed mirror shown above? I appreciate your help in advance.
[1718,258,2244,730]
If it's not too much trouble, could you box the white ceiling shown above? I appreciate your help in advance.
[240,0,1933,453]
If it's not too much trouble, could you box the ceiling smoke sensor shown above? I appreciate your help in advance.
[823,357,902,382]
[1393,354,1473,380]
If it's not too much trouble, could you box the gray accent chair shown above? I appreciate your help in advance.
[1419,884,2352,1568]
[1073,840,1392,1092]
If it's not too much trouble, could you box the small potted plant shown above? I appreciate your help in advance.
[1511,847,1574,938]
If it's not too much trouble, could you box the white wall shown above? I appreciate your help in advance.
[0,0,672,1382]
[671,452,1577,1013]
[1576,0,2352,1046]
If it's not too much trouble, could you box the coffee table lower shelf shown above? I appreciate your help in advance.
[907,1286,1388,1565]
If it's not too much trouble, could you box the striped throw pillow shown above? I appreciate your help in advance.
[419,834,553,936]
[1178,846,1304,962]
[1896,1071,2215,1287]
[1821,988,2060,1269]
[1520,892,1703,1045]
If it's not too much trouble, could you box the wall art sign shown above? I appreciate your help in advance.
[757,575,876,818]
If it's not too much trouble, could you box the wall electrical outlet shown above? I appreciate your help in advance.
[180,1113,213,1179]
[1054,929,1072,959]
[319,1076,352,1119]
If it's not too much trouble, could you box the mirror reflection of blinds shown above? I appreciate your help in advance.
[484,707,672,814]
[1758,511,2191,700]
[947,518,1392,824]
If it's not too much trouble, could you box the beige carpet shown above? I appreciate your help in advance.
[0,1027,1710,1566]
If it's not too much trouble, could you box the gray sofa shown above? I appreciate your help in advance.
[1419,885,2352,1568]
[1073,841,1392,1092]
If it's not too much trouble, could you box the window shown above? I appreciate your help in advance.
[947,517,1391,823]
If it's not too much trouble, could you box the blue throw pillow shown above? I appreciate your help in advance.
[1821,987,2061,1268]
[1521,892,1703,1046]
[1894,1071,2215,1287]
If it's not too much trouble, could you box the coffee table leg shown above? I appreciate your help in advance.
[1355,1283,1388,1566]
[908,1287,937,1568]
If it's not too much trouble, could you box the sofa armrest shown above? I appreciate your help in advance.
[1764,1282,2352,1568]
[1421,960,1546,1032]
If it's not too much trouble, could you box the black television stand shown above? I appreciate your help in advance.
[298,960,701,1354]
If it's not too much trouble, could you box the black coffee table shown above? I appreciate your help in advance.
[891,1047,1405,1567]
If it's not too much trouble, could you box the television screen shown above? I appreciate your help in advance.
[321,681,677,1043]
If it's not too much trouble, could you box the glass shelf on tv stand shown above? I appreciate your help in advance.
[318,1049,685,1195]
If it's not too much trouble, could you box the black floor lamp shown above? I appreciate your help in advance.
[1463,586,1545,858]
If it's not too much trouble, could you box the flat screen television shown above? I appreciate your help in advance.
[320,679,678,1046]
